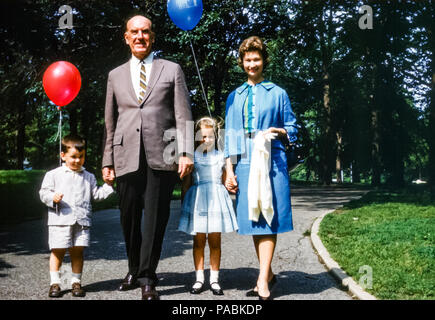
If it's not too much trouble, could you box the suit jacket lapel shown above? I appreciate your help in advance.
[140,58,164,105]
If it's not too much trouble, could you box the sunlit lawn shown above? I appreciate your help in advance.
[319,186,435,300]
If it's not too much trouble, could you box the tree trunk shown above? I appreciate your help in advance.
[319,2,334,185]
[16,100,26,170]
[370,59,382,186]
[429,74,435,195]
[321,69,332,185]
[335,130,343,183]
[352,161,361,183]
[429,6,435,196]
[371,107,381,186]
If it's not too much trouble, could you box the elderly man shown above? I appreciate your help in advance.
[102,15,193,300]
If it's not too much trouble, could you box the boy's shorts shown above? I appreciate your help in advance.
[48,223,90,250]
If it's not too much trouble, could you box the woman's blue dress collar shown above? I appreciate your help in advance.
[236,80,275,94]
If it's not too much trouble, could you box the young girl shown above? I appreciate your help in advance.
[178,117,238,295]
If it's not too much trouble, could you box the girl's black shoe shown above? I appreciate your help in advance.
[190,281,204,294]
[210,282,224,295]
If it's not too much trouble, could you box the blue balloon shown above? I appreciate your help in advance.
[167,0,203,31]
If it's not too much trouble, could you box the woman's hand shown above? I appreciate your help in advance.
[225,157,238,193]
[266,127,287,137]
[225,173,238,194]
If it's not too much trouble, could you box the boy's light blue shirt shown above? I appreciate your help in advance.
[224,81,298,158]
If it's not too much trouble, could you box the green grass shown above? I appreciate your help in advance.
[0,170,181,225]
[319,186,435,300]
[0,170,48,224]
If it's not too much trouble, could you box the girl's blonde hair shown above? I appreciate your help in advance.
[195,116,224,151]
[195,116,220,131]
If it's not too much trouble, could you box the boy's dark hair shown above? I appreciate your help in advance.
[61,134,86,153]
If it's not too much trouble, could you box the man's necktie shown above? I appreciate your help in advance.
[138,62,147,103]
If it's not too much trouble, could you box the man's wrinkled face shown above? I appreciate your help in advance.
[124,16,155,60]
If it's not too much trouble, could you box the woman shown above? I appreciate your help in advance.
[224,36,298,300]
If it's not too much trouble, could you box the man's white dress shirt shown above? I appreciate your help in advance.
[130,53,154,101]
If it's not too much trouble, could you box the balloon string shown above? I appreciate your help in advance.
[189,38,212,117]
[54,108,62,167]
[54,108,62,214]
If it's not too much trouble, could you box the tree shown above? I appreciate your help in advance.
[0,0,431,190]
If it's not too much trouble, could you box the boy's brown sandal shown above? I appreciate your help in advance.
[48,284,62,298]
[71,282,86,297]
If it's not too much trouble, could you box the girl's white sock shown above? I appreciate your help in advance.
[193,269,205,289]
[210,270,221,289]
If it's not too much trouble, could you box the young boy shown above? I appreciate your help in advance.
[39,134,114,298]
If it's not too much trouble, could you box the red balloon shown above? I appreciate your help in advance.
[43,61,81,107]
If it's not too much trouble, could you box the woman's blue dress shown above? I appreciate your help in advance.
[224,81,298,235]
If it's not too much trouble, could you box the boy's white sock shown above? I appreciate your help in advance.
[50,271,61,285]
[210,270,220,289]
[71,273,82,285]
[193,269,205,289]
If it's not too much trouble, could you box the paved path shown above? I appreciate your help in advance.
[0,185,366,300]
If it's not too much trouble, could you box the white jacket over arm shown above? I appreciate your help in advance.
[247,132,277,227]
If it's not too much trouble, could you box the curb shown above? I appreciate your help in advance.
[310,209,377,300]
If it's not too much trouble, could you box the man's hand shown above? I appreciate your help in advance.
[178,156,194,179]
[102,166,116,185]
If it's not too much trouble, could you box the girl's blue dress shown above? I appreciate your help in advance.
[178,150,238,235]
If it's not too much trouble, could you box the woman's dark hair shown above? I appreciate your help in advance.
[237,36,270,69]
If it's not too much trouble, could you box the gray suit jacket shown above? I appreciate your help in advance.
[102,57,193,177]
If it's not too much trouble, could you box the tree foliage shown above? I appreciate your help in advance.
[0,0,432,189]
